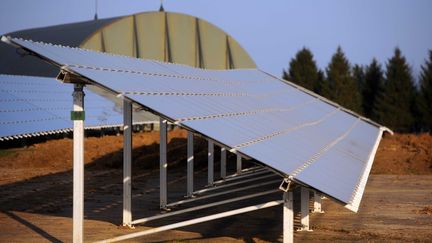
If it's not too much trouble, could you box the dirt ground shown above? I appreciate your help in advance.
[0,130,431,242]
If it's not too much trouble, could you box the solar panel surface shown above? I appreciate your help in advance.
[2,36,390,212]
[0,74,155,140]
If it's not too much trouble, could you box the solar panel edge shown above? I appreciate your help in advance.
[344,128,384,212]
[257,69,392,134]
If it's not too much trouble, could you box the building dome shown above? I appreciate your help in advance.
[0,11,256,77]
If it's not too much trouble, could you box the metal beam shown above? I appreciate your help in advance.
[313,191,324,213]
[213,167,269,185]
[236,154,242,174]
[132,190,279,225]
[167,179,280,208]
[283,191,294,243]
[186,131,194,197]
[207,140,214,186]
[159,118,167,209]
[123,100,132,227]
[193,173,277,196]
[299,187,311,231]
[220,147,226,178]
[96,200,283,242]
[72,84,84,243]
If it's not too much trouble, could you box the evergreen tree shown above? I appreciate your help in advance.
[362,58,384,119]
[352,64,365,114]
[373,48,416,132]
[315,70,325,95]
[418,50,432,131]
[283,48,319,92]
[352,64,365,91]
[322,46,362,113]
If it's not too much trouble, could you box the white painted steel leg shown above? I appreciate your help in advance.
[220,147,226,178]
[299,187,311,231]
[72,84,84,243]
[159,118,167,209]
[186,131,194,197]
[207,140,214,186]
[313,191,324,213]
[123,100,132,227]
[283,191,294,243]
[236,154,242,174]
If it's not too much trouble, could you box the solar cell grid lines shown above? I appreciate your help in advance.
[0,74,155,141]
[2,36,391,213]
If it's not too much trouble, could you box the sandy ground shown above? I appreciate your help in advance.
[0,130,431,242]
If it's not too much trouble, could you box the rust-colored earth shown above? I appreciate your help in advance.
[0,131,431,242]
[372,133,432,175]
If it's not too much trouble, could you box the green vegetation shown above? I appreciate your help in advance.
[363,59,384,120]
[419,50,432,131]
[283,47,319,92]
[0,149,17,158]
[373,48,417,132]
[321,47,362,113]
[282,47,432,133]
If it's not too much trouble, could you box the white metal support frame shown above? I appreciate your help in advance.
[167,179,280,208]
[313,191,324,213]
[132,190,279,225]
[220,147,226,178]
[96,200,283,243]
[159,118,168,209]
[236,154,242,174]
[72,84,85,243]
[283,191,294,243]
[299,187,312,231]
[213,166,268,185]
[123,100,132,227]
[192,173,277,196]
[186,131,194,197]
[207,140,214,186]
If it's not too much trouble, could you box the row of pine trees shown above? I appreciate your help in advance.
[282,47,432,133]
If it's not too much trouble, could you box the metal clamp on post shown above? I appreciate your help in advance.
[279,176,293,192]
[71,111,85,121]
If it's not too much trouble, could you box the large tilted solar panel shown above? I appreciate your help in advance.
[0,74,156,141]
[2,37,390,212]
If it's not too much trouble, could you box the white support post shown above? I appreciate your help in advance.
[159,118,167,209]
[283,191,294,243]
[186,131,194,197]
[220,147,226,178]
[236,154,242,174]
[123,100,132,227]
[72,84,84,243]
[313,191,324,213]
[207,140,214,186]
[299,187,311,231]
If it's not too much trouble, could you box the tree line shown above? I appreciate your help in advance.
[282,47,432,133]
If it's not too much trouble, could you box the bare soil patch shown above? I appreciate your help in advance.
[0,131,431,242]
[373,133,432,175]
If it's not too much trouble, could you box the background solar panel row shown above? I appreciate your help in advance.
[0,74,157,141]
[3,37,389,212]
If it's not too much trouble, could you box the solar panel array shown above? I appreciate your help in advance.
[2,36,389,212]
[0,74,156,141]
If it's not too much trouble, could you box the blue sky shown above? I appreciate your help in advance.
[1,0,431,80]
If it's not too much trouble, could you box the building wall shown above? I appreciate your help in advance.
[80,12,256,70]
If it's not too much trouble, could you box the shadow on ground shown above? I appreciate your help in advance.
[0,133,288,242]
